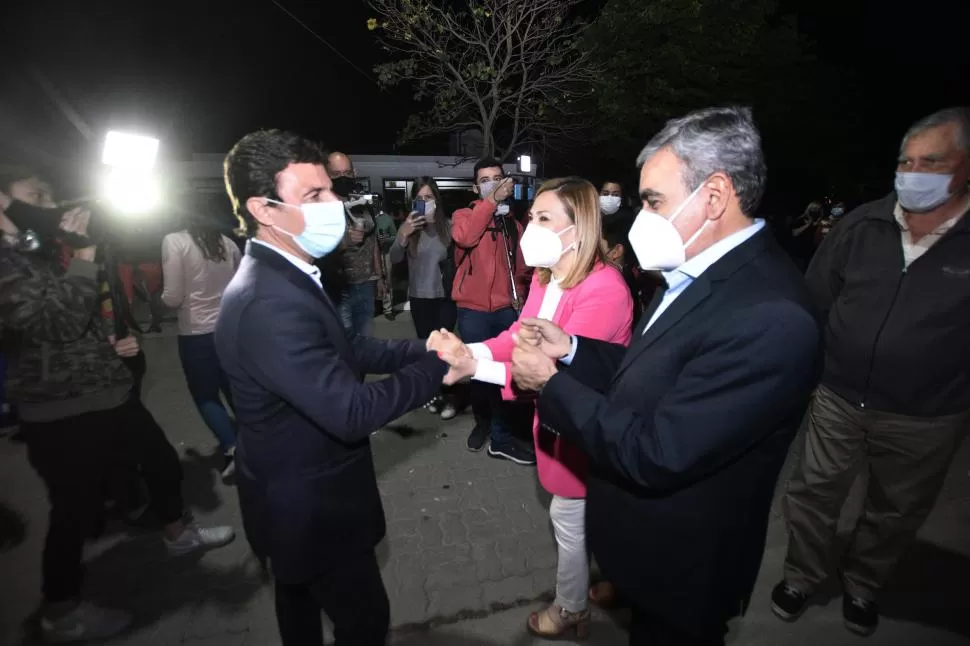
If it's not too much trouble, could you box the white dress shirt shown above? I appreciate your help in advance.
[252,239,322,290]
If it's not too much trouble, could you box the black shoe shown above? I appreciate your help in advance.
[771,581,810,622]
[466,424,489,452]
[487,441,536,466]
[842,594,878,636]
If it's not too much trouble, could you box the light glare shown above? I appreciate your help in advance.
[101,169,160,214]
[102,131,159,170]
[519,155,532,173]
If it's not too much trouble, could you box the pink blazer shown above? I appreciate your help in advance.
[483,263,633,498]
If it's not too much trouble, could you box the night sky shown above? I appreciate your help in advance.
[3,0,968,210]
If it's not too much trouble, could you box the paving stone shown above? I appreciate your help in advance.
[3,314,969,646]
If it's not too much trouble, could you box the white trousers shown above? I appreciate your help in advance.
[549,495,588,612]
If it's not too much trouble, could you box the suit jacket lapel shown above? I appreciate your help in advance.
[609,228,772,383]
[614,276,712,379]
[632,285,667,338]
[246,242,359,374]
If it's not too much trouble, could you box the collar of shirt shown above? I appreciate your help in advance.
[252,239,322,289]
[660,218,766,287]
[893,200,967,235]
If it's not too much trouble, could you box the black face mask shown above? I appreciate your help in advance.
[331,176,356,199]
[4,200,94,249]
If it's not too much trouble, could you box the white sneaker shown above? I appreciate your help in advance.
[40,602,131,643]
[440,402,457,420]
[165,524,235,556]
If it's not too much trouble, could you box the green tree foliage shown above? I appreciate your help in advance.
[584,0,813,164]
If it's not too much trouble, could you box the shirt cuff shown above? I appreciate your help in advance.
[559,335,579,366]
[468,343,493,361]
[472,358,507,386]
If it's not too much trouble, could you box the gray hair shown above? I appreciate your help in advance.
[900,107,970,156]
[636,106,766,215]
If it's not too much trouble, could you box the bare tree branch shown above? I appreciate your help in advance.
[368,0,598,161]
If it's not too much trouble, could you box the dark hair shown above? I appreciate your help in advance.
[473,157,504,183]
[601,180,623,191]
[187,217,228,263]
[223,129,329,237]
[408,177,451,256]
[602,211,634,253]
[0,165,41,194]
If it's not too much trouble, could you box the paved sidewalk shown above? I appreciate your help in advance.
[1,313,969,646]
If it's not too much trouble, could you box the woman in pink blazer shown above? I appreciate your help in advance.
[432,177,633,638]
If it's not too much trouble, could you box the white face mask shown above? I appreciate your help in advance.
[423,199,436,221]
[600,195,622,215]
[628,182,708,271]
[266,198,347,258]
[519,224,575,268]
[895,171,956,213]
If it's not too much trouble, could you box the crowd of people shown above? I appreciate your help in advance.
[0,103,968,646]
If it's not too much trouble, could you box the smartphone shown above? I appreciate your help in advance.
[412,199,426,216]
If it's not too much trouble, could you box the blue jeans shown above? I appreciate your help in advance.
[457,307,520,446]
[339,281,376,337]
[177,333,236,453]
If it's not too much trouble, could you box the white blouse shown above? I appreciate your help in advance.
[468,277,565,385]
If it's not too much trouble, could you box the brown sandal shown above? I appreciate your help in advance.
[527,604,590,639]
[588,581,617,608]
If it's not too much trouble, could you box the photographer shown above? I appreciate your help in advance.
[450,158,533,464]
[328,152,380,336]
[0,172,233,643]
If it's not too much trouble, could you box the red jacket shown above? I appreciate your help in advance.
[450,199,531,312]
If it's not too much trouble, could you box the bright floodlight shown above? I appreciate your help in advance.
[102,131,159,170]
[101,168,160,214]
[518,154,532,174]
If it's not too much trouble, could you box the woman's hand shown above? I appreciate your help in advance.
[398,213,425,240]
[440,351,477,384]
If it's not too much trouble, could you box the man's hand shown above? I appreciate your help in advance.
[60,207,97,260]
[427,329,471,357]
[441,351,477,385]
[487,178,514,204]
[518,318,571,360]
[111,335,140,358]
[511,333,557,391]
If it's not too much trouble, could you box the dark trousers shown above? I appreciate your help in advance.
[409,297,457,340]
[274,549,389,646]
[23,397,184,602]
[629,610,726,646]
[783,385,969,600]
[457,306,522,445]
[178,333,237,452]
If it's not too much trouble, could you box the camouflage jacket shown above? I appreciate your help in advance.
[0,239,132,422]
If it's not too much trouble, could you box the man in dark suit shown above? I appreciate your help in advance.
[509,107,823,645]
[216,130,458,646]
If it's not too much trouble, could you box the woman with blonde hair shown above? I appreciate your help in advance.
[430,177,633,638]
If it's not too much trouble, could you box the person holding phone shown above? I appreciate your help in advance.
[390,177,458,419]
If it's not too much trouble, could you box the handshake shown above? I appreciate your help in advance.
[427,319,572,391]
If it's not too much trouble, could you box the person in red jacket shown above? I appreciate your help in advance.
[451,158,533,464]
